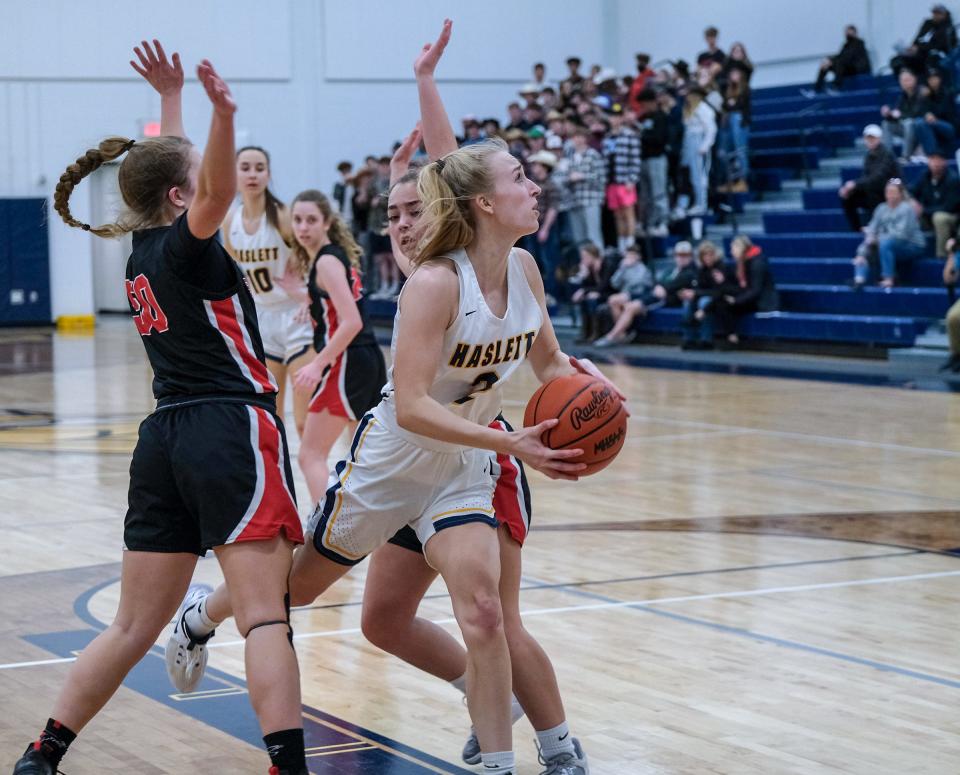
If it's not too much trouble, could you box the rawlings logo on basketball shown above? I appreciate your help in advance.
[570,387,613,430]
[594,426,625,454]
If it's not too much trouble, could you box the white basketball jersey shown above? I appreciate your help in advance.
[228,207,293,308]
[375,248,543,452]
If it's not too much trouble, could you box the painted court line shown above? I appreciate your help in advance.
[5,567,956,670]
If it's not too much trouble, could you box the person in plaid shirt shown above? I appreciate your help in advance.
[604,105,642,251]
[554,125,607,247]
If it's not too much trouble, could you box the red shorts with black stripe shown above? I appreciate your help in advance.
[124,398,303,554]
[309,344,387,420]
[387,414,532,553]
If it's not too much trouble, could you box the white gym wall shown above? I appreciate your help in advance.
[0,0,928,319]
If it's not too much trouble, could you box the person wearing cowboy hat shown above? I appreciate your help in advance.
[523,150,563,303]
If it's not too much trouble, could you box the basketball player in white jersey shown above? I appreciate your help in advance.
[222,147,315,437]
[358,21,599,774]
[166,48,624,775]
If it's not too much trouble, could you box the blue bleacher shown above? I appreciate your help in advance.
[631,72,946,348]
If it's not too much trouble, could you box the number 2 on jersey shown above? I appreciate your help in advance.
[454,371,500,405]
[125,274,169,336]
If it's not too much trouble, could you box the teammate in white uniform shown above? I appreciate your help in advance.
[222,146,315,437]
[166,43,623,775]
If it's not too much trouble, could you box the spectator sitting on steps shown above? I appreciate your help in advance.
[941,237,960,372]
[804,24,871,96]
[881,69,925,161]
[909,150,960,258]
[852,178,926,288]
[717,235,779,348]
[839,124,901,231]
[594,245,654,347]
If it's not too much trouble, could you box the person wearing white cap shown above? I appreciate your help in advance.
[838,124,901,231]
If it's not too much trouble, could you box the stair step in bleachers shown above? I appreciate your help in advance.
[752,106,880,134]
[763,209,850,232]
[751,147,821,171]
[634,307,923,347]
[751,90,883,116]
[840,163,930,186]
[724,233,863,257]
[802,188,844,210]
[778,284,949,318]
[753,73,895,100]
[750,126,857,152]
[770,258,945,287]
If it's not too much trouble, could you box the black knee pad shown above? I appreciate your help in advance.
[243,592,294,648]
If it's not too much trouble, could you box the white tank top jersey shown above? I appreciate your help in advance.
[228,207,293,308]
[375,248,543,452]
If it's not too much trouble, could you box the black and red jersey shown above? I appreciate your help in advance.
[126,213,277,404]
[307,244,377,352]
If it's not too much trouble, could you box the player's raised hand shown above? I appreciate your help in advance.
[390,123,423,184]
[414,18,452,78]
[197,60,236,116]
[130,39,183,96]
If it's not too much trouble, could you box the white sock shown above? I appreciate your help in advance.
[451,673,525,726]
[480,750,515,774]
[537,721,576,760]
[184,596,218,637]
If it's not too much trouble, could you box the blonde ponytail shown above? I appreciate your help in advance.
[411,138,507,269]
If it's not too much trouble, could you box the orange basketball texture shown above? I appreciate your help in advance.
[523,373,627,475]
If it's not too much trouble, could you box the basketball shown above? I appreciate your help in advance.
[524,373,627,475]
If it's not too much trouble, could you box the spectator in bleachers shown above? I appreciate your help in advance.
[698,26,726,77]
[893,4,958,76]
[593,246,654,346]
[570,242,614,342]
[941,246,960,371]
[482,117,501,139]
[910,151,960,258]
[505,101,527,132]
[721,42,754,84]
[554,126,607,247]
[681,86,718,216]
[532,61,550,89]
[651,239,698,306]
[604,105,643,251]
[560,57,584,104]
[852,178,926,288]
[839,124,901,231]
[808,25,871,95]
[717,63,752,193]
[519,83,541,109]
[881,69,924,159]
[719,235,779,346]
[540,86,559,111]
[527,126,547,155]
[914,66,957,158]
[637,88,671,237]
[332,160,354,227]
[627,53,657,113]
[680,240,733,349]
[461,115,485,146]
[525,150,563,303]
[367,156,399,298]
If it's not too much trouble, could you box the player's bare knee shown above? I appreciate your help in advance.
[459,590,504,644]
[360,604,402,649]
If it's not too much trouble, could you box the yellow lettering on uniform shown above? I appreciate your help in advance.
[491,340,503,365]
[481,342,496,367]
[449,342,470,368]
[465,346,483,369]
[502,337,515,362]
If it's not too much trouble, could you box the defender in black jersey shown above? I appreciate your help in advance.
[286,190,387,503]
[306,242,385,420]
[13,48,308,775]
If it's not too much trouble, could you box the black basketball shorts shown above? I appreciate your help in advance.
[124,399,303,555]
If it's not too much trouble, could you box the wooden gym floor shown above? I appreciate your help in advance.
[0,319,958,774]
